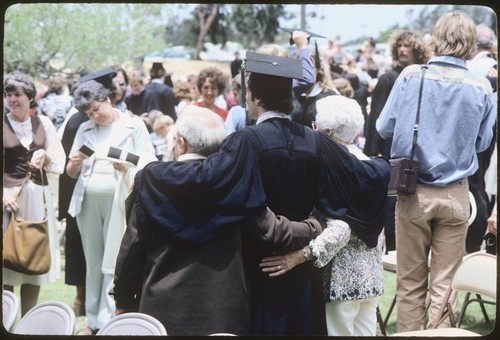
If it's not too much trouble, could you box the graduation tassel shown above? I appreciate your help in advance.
[240,57,247,109]
[314,40,321,70]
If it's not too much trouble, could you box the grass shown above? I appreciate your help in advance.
[377,270,497,336]
[6,249,497,336]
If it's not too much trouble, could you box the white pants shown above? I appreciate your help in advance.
[76,192,116,330]
[325,297,379,336]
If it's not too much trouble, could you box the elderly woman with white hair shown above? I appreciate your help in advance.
[261,95,384,336]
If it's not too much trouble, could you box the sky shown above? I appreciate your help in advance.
[283,4,432,43]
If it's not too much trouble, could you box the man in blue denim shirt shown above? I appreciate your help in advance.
[376,11,496,332]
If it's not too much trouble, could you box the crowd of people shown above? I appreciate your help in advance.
[3,10,497,336]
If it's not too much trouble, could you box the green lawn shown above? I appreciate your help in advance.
[7,252,497,336]
[377,271,496,336]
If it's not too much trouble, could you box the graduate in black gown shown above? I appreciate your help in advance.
[130,52,390,336]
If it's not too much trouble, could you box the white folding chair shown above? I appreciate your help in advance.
[430,251,496,329]
[13,301,76,335]
[96,312,167,335]
[2,290,20,332]
[468,191,478,227]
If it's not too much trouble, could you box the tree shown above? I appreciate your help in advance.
[231,4,288,50]
[192,4,219,60]
[409,4,496,33]
[172,4,290,59]
[4,3,169,80]
[373,5,496,45]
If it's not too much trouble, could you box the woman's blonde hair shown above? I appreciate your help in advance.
[428,10,477,60]
[152,114,174,133]
[332,78,354,98]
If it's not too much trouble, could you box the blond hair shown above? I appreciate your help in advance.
[152,114,174,133]
[332,78,354,98]
[429,10,477,60]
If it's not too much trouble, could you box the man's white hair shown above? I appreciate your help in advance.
[175,106,228,156]
[315,95,364,144]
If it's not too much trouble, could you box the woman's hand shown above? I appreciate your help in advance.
[3,193,19,213]
[30,149,47,169]
[67,153,85,178]
[260,249,305,277]
[292,31,309,50]
[113,162,127,173]
[115,308,126,316]
[487,212,497,236]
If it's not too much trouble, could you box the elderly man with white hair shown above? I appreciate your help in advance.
[260,95,384,336]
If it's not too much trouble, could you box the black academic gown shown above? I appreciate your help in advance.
[290,88,337,128]
[59,111,88,285]
[239,119,324,335]
[131,118,390,336]
[140,82,176,121]
[363,66,403,157]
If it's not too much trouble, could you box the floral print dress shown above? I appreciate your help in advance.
[309,219,384,302]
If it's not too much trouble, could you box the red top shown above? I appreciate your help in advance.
[195,101,228,121]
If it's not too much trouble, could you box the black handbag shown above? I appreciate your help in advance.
[388,66,427,195]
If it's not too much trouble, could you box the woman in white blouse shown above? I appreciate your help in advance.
[260,95,384,336]
[66,80,156,335]
[3,71,66,316]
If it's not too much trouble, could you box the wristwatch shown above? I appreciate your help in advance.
[303,246,312,261]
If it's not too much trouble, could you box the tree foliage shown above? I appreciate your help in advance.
[162,4,289,53]
[4,3,293,78]
[231,4,288,50]
[4,3,169,80]
[409,4,496,33]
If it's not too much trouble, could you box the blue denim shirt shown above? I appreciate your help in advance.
[293,47,315,96]
[376,56,496,186]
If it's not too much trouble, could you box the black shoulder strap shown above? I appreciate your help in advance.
[409,65,428,161]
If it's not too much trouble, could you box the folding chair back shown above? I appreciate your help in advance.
[13,301,76,335]
[2,290,20,332]
[430,251,496,329]
[96,312,167,335]
[452,252,496,299]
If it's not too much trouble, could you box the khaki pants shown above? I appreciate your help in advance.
[395,180,469,332]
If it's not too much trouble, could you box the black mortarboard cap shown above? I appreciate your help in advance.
[240,51,303,108]
[243,51,303,79]
[280,27,326,45]
[151,62,165,71]
[79,66,118,86]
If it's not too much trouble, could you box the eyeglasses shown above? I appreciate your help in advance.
[311,121,333,137]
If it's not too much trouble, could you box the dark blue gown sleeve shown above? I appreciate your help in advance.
[316,134,391,247]
[134,131,266,244]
